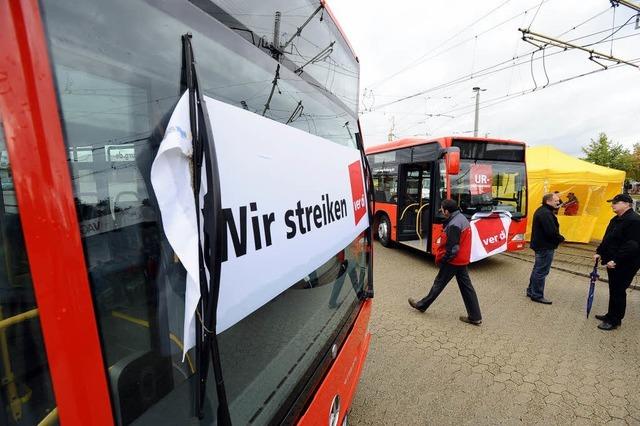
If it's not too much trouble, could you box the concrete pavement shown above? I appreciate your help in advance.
[349,243,640,425]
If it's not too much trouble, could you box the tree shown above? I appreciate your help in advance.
[628,142,640,181]
[581,133,632,172]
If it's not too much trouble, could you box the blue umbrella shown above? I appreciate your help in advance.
[586,259,599,318]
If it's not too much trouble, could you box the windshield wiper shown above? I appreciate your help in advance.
[182,33,231,425]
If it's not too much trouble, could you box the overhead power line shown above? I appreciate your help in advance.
[365,22,640,112]
[519,28,639,69]
[556,7,612,37]
[592,12,638,44]
[367,0,519,89]
[366,0,613,93]
[395,56,640,136]
[527,0,545,29]
[610,0,640,13]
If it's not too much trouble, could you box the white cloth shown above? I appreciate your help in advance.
[469,211,512,262]
[151,92,204,358]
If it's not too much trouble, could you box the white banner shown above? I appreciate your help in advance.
[151,92,369,356]
[150,93,206,358]
[469,211,512,262]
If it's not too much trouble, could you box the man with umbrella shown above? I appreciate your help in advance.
[593,194,640,331]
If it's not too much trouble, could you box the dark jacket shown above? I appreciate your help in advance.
[597,209,640,270]
[435,210,471,266]
[530,204,565,251]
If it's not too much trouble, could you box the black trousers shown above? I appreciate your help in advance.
[416,263,482,321]
[606,266,638,325]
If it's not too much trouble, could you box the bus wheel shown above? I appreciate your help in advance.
[377,215,392,247]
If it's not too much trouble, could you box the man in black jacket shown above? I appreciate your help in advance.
[594,194,640,330]
[526,193,565,304]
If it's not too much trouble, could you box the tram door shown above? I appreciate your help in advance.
[397,164,432,250]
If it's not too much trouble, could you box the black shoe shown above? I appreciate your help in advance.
[597,321,619,331]
[525,291,532,298]
[595,314,608,321]
[459,316,482,326]
[408,298,426,312]
[531,297,552,305]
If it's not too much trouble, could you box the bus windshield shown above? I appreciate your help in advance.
[37,0,369,424]
[447,159,527,219]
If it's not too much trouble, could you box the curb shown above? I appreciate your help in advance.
[500,252,640,291]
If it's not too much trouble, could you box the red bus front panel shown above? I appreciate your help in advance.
[298,299,372,426]
[33,0,373,424]
[0,1,114,425]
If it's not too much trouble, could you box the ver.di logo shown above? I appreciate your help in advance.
[475,217,507,253]
[348,160,366,226]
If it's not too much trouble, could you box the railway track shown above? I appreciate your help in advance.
[500,244,640,290]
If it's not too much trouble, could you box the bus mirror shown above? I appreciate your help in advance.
[446,148,460,175]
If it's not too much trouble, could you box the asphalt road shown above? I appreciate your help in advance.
[349,243,640,425]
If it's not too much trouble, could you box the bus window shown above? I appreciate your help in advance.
[373,173,398,203]
[422,177,431,202]
[449,160,527,218]
[0,120,58,424]
[370,152,401,203]
[40,0,367,424]
[439,160,448,202]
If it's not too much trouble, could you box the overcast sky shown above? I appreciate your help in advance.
[329,0,640,156]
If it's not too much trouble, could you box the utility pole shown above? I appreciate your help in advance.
[387,116,396,142]
[472,87,485,137]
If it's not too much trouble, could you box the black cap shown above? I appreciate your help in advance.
[606,194,633,204]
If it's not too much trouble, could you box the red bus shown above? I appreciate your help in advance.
[367,137,527,260]
[0,0,373,425]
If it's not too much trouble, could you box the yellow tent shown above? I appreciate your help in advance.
[525,146,625,243]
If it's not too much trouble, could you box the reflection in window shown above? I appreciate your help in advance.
[0,120,58,424]
[449,160,526,218]
[191,0,359,115]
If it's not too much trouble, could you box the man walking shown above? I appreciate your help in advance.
[408,199,482,325]
[526,193,564,304]
[594,194,640,331]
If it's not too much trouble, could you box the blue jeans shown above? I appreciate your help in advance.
[527,249,555,299]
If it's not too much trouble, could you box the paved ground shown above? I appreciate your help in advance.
[350,243,640,425]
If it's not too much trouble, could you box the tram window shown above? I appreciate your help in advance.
[0,120,58,424]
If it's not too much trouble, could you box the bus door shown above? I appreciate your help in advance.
[397,164,432,250]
